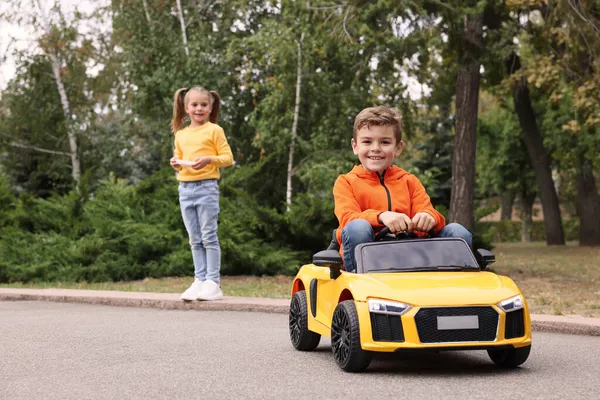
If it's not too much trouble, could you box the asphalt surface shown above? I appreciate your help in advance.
[2,301,600,400]
[1,288,599,336]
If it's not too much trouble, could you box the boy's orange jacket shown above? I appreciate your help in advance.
[333,165,445,246]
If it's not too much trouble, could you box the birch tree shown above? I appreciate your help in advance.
[35,0,81,182]
[175,0,190,56]
[142,0,152,24]
[1,0,120,192]
[286,33,303,209]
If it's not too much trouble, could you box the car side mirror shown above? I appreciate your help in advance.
[476,249,495,269]
[312,249,343,279]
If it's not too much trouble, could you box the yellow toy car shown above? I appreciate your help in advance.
[288,229,532,372]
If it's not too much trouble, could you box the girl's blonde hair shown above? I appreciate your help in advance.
[171,87,221,133]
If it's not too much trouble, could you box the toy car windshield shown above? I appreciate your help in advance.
[355,238,479,274]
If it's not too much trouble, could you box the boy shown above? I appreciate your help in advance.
[333,106,472,272]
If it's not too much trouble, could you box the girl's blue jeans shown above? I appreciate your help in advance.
[178,180,221,283]
[341,220,473,273]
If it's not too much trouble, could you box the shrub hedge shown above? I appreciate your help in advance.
[0,169,582,283]
[0,170,306,283]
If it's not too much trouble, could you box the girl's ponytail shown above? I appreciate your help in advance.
[209,90,220,123]
[171,88,188,133]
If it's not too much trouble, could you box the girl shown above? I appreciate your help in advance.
[170,87,233,301]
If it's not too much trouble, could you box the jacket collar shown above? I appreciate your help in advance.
[349,164,409,181]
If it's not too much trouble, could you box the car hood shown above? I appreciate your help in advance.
[348,271,521,306]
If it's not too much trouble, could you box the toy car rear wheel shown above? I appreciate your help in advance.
[487,345,531,368]
[331,300,372,372]
[289,290,321,351]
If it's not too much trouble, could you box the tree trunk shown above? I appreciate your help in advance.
[506,52,564,245]
[142,0,152,24]
[500,190,515,220]
[449,14,483,231]
[36,0,81,183]
[286,33,303,210]
[576,153,600,246]
[175,0,190,57]
[517,191,535,242]
[11,142,71,156]
[511,92,564,244]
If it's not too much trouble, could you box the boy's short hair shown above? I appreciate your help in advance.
[353,106,402,143]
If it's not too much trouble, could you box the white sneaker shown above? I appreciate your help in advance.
[197,280,223,301]
[180,279,204,301]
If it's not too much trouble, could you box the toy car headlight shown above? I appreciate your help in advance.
[498,295,524,312]
[368,299,412,316]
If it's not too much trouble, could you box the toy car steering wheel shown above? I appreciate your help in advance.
[374,226,420,241]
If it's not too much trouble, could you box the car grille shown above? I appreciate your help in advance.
[370,313,405,342]
[504,309,525,339]
[415,307,498,343]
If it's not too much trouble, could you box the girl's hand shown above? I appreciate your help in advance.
[412,212,436,232]
[192,156,212,170]
[170,157,181,169]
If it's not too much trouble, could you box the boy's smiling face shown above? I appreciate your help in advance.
[352,125,404,174]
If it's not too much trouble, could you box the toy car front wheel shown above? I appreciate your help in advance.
[331,300,372,372]
[487,345,531,368]
[289,290,321,351]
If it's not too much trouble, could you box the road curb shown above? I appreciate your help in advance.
[1,288,599,336]
[531,317,600,337]
[1,293,289,314]
[0,288,289,314]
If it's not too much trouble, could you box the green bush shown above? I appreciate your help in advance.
[218,187,305,276]
[0,174,16,229]
[0,168,306,283]
[1,164,584,284]
[286,192,337,254]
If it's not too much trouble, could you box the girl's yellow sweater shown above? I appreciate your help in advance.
[173,122,233,181]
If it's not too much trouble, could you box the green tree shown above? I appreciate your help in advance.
[477,94,537,240]
[1,1,124,194]
[503,0,600,245]
[0,56,74,196]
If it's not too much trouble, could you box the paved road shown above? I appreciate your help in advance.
[1,301,599,400]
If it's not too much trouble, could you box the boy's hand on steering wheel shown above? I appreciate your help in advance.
[378,211,413,233]
[412,212,436,232]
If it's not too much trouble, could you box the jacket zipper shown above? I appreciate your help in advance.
[377,170,392,211]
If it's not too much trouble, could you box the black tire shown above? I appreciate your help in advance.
[487,345,531,368]
[289,291,321,351]
[331,300,372,372]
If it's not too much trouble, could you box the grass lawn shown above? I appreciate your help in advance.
[1,275,294,299]
[490,242,600,318]
[2,242,599,317]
